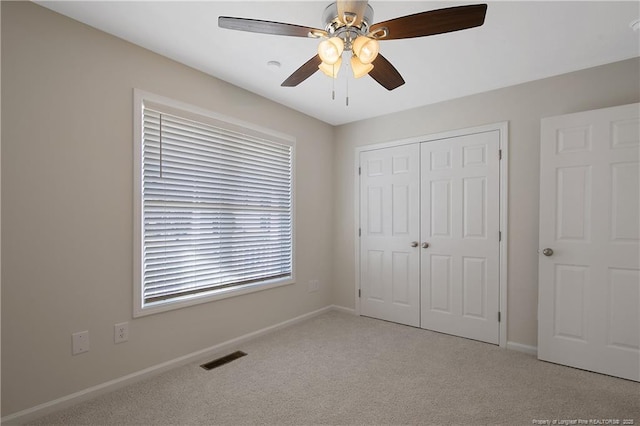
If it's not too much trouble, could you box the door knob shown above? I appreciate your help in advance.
[542,248,554,256]
[422,242,430,249]
[411,241,419,248]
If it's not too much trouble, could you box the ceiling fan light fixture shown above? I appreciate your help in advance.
[350,55,374,78]
[352,36,379,64]
[317,37,344,65]
[219,3,488,91]
[319,57,342,78]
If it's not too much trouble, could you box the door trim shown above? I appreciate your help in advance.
[354,122,509,348]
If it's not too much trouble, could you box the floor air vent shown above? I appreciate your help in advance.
[200,351,247,370]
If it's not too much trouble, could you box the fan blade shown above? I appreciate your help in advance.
[281,55,323,87]
[369,54,405,91]
[368,4,487,40]
[219,17,327,38]
[337,0,369,27]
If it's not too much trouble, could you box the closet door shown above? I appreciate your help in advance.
[420,131,501,344]
[360,144,421,327]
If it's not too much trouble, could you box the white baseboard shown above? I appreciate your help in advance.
[506,341,538,356]
[1,305,335,425]
[329,304,356,315]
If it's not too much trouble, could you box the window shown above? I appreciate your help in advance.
[133,90,295,316]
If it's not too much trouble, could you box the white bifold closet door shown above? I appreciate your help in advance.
[360,144,421,327]
[538,103,640,381]
[359,130,501,344]
[420,131,500,344]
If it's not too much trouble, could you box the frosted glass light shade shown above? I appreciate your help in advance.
[352,36,379,64]
[350,55,374,78]
[317,37,344,65]
[319,57,342,78]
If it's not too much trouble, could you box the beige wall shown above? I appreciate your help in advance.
[1,2,334,416]
[3,0,640,419]
[332,57,640,348]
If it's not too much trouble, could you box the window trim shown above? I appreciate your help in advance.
[133,89,296,317]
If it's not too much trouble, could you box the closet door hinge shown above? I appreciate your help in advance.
[499,149,502,160]
[359,228,361,237]
[358,166,361,175]
[498,311,502,322]
[358,289,361,298]
[499,231,502,241]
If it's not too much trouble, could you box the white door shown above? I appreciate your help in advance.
[360,144,421,327]
[420,131,501,344]
[538,103,640,381]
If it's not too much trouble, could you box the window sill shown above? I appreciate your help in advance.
[133,276,295,318]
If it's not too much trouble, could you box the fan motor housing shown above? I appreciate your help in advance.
[322,3,373,38]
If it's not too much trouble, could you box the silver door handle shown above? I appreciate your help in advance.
[411,241,419,248]
[422,242,430,249]
[542,248,554,256]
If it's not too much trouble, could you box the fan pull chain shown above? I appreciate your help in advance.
[345,66,349,106]
[332,63,336,100]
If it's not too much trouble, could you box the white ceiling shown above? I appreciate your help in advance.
[36,1,640,125]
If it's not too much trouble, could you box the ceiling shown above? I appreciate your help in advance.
[36,1,640,126]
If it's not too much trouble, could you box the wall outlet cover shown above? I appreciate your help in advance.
[308,279,320,293]
[72,331,90,355]
[114,322,129,344]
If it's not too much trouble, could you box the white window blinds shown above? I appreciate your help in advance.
[139,103,293,309]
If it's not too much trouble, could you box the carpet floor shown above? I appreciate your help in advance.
[29,311,640,425]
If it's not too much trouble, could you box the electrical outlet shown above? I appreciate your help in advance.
[308,279,319,293]
[72,331,90,355]
[114,322,129,344]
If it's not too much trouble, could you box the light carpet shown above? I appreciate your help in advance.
[29,311,640,425]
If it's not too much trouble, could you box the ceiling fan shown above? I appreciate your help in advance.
[219,1,487,91]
